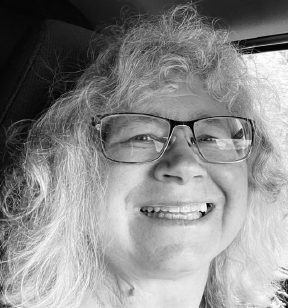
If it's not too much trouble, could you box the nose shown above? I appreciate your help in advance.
[153,126,208,185]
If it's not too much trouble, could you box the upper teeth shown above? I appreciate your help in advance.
[142,203,208,213]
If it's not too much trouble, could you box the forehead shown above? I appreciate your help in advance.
[132,80,230,121]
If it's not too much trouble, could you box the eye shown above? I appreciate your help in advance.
[197,135,218,142]
[127,134,167,152]
[130,134,153,141]
[129,134,168,143]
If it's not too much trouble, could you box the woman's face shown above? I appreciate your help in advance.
[102,79,249,279]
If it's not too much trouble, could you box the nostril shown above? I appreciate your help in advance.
[163,174,186,184]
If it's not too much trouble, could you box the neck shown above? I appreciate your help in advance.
[82,263,209,308]
[109,266,209,308]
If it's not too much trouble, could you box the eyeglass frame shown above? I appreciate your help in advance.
[93,113,255,164]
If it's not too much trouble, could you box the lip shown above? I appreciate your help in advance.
[138,200,217,209]
[138,201,215,225]
[139,203,215,226]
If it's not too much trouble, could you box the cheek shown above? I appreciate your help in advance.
[215,163,249,249]
[102,164,146,240]
[225,163,248,212]
[104,164,138,208]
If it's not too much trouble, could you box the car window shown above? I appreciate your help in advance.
[243,50,288,166]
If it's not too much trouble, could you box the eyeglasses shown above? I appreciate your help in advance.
[94,113,255,164]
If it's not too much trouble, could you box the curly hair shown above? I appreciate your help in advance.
[1,4,288,308]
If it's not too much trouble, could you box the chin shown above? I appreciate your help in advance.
[134,244,216,278]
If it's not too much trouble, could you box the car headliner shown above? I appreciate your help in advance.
[69,0,288,41]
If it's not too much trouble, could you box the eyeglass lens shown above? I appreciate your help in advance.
[100,114,253,163]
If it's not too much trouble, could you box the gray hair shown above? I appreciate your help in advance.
[1,4,288,308]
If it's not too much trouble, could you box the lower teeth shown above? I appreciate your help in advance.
[144,211,203,220]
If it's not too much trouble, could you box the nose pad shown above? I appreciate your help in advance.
[187,136,196,147]
[154,126,207,184]
[168,126,196,150]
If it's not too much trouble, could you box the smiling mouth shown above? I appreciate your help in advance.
[140,203,213,221]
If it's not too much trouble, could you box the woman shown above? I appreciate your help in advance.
[1,4,288,308]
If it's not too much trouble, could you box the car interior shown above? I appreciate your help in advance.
[0,0,287,303]
[1,0,288,170]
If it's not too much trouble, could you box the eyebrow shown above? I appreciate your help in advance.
[110,115,166,132]
[144,110,219,121]
[192,112,220,120]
